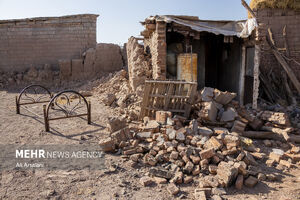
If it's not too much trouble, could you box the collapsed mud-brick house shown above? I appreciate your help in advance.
[131,15,258,107]
[250,0,300,106]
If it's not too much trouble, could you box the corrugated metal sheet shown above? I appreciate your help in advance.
[146,15,257,38]
[177,53,197,82]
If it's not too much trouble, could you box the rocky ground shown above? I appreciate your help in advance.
[0,71,299,200]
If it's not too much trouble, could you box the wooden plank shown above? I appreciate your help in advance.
[145,80,197,85]
[140,80,198,119]
[164,83,174,110]
[145,107,185,113]
[140,82,151,119]
[267,29,300,93]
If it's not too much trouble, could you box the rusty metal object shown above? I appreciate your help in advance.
[16,84,53,114]
[177,53,197,82]
[43,90,91,132]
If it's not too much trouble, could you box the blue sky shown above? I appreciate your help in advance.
[0,0,251,44]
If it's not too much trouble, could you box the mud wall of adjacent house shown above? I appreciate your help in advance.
[255,9,300,83]
[0,14,98,73]
[126,37,151,92]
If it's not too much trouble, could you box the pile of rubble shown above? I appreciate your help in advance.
[99,87,299,199]
[78,69,142,121]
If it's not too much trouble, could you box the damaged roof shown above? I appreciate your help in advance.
[144,15,257,38]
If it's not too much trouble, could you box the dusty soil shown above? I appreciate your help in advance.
[0,87,299,200]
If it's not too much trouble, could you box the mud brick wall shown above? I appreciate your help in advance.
[0,14,98,72]
[127,37,151,91]
[255,9,300,81]
[144,21,167,80]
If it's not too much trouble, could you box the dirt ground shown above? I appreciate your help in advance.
[0,87,300,200]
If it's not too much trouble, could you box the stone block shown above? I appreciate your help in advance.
[214,89,237,105]
[220,107,238,122]
[217,161,238,187]
[200,148,215,159]
[149,167,174,179]
[107,117,126,133]
[99,137,115,152]
[201,87,214,102]
[198,127,213,137]
[167,183,180,195]
[235,175,243,190]
[198,102,218,122]
[244,176,258,188]
[140,176,154,186]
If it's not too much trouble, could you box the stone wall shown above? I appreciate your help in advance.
[0,14,98,73]
[255,9,300,81]
[144,21,167,80]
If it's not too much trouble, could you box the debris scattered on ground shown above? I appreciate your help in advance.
[97,85,300,199]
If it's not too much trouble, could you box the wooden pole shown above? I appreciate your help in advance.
[43,105,49,132]
[241,0,256,18]
[267,30,300,94]
[16,96,20,114]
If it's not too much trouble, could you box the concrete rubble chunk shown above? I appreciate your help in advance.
[201,175,219,188]
[166,128,176,140]
[279,160,291,168]
[107,117,126,133]
[130,153,142,162]
[234,162,247,176]
[143,120,160,133]
[269,152,282,162]
[231,120,247,133]
[213,127,229,134]
[243,151,258,166]
[214,89,237,105]
[149,167,174,179]
[209,165,218,174]
[183,175,193,184]
[140,176,154,186]
[211,188,226,195]
[244,176,258,188]
[176,128,186,142]
[156,111,172,124]
[136,132,152,139]
[99,137,115,152]
[199,102,218,122]
[217,161,238,187]
[144,154,157,166]
[205,137,223,150]
[198,127,213,137]
[201,87,214,102]
[220,107,238,122]
[235,174,243,190]
[183,161,194,174]
[260,111,291,126]
[154,177,167,184]
[200,148,215,159]
[170,151,179,160]
[194,189,207,200]
[223,135,240,148]
[170,171,183,184]
[167,183,180,195]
